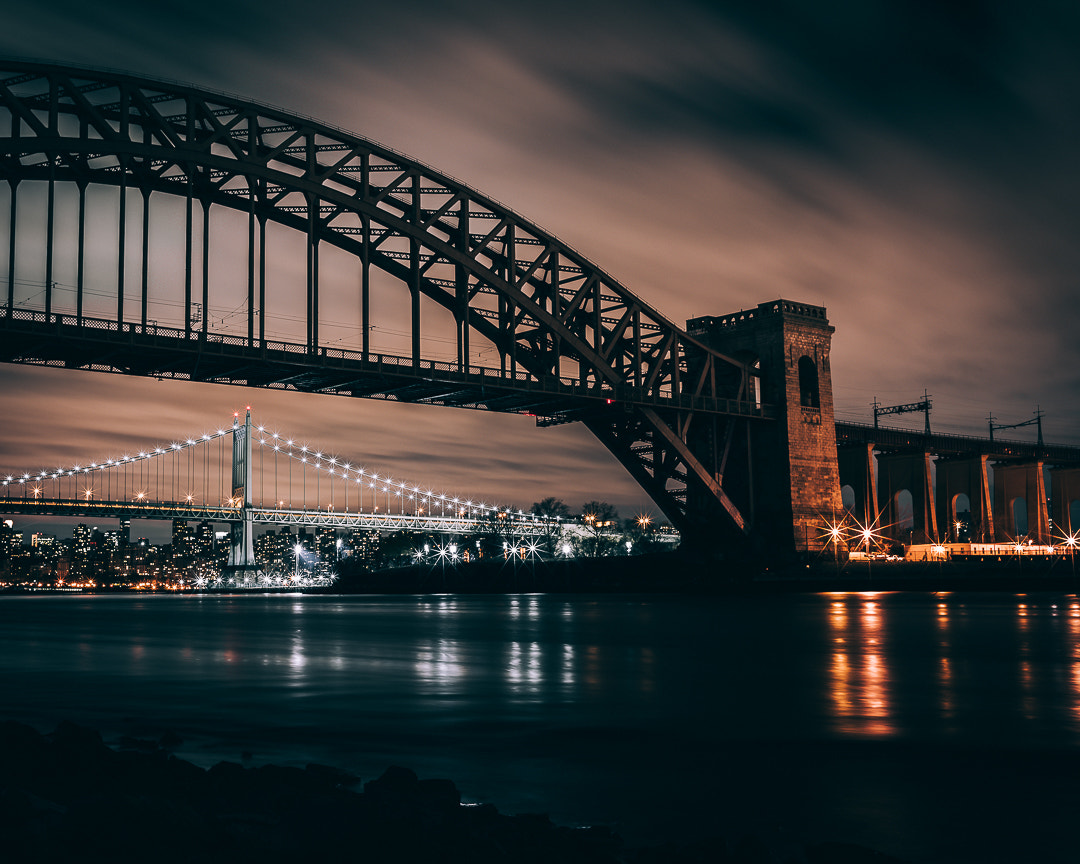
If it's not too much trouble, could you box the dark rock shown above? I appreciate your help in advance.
[630,837,731,864]
[732,833,776,863]
[416,777,461,812]
[304,761,359,788]
[459,801,501,825]
[364,763,419,797]
[50,720,110,764]
[117,735,159,752]
[0,720,909,864]
[158,729,184,749]
[805,840,909,863]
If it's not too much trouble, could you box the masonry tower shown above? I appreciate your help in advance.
[687,300,843,559]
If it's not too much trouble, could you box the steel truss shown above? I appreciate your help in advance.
[0,61,769,541]
[0,498,553,538]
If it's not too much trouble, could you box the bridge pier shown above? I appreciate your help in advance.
[837,442,878,530]
[994,462,1050,544]
[935,456,994,542]
[876,452,938,543]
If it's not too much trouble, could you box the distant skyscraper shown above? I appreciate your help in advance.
[195,521,216,558]
[73,524,92,555]
[172,519,194,559]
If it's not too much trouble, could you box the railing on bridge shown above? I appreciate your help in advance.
[0,307,769,422]
[835,420,1080,464]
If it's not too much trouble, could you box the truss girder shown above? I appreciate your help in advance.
[0,61,768,538]
[0,62,753,406]
[0,499,552,537]
[586,406,749,538]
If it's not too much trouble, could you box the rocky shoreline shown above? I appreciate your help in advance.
[0,721,906,863]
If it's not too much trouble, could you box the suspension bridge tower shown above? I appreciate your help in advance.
[224,408,260,578]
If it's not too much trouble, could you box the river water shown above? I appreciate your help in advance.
[2,590,1079,862]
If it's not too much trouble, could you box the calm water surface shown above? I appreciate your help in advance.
[2,590,1079,863]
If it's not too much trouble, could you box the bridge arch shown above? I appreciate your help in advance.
[892,489,914,533]
[0,61,765,547]
[840,484,856,512]
[949,492,971,540]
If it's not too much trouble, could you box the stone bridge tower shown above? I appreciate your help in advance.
[687,300,843,560]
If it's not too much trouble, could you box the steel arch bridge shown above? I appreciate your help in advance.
[0,60,768,548]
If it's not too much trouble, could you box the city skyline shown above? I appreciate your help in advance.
[2,1,1078,518]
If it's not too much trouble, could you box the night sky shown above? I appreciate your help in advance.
[3,1,1080,534]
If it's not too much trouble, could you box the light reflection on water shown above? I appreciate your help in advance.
[827,594,893,737]
[818,591,1080,745]
[5,591,1080,860]
[9,593,1080,747]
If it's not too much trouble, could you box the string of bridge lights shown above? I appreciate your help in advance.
[0,415,550,524]
[1,427,235,491]
[250,421,544,522]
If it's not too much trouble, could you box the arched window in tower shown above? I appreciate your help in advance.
[798,356,820,408]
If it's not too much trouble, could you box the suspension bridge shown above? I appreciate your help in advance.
[0,408,573,582]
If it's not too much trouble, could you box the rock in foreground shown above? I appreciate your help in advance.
[0,721,906,863]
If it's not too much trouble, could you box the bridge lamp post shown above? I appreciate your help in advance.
[819,522,845,569]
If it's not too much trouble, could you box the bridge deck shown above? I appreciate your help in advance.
[0,309,771,424]
[0,497,560,536]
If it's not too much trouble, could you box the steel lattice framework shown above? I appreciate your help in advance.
[0,60,769,543]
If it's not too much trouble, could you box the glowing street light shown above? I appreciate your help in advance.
[860,526,875,550]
